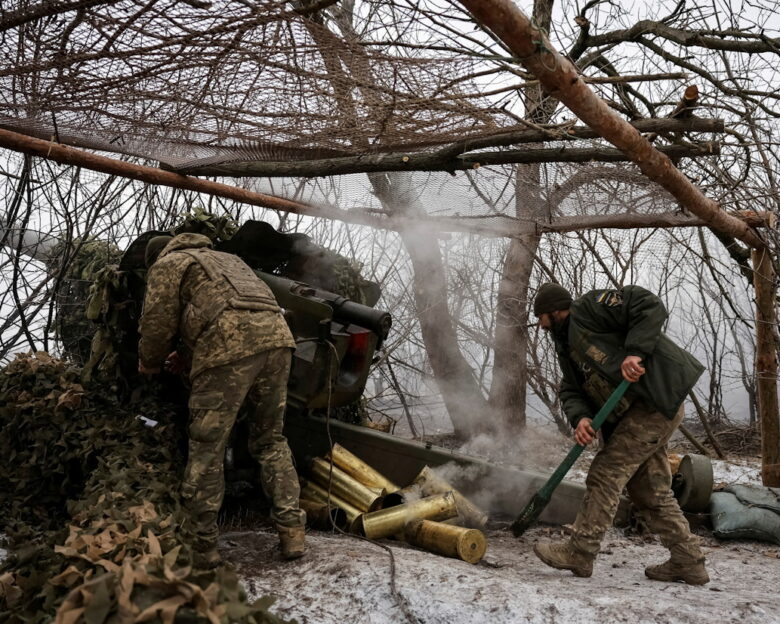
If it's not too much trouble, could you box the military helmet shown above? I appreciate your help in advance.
[144,235,173,268]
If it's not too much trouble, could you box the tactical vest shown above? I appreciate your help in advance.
[175,248,281,341]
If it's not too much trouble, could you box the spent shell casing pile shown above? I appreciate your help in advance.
[301,443,489,563]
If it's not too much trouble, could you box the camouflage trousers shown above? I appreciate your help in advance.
[181,348,305,551]
[570,402,703,562]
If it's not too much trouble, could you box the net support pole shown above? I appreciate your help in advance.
[753,247,780,486]
[454,0,764,250]
[0,128,326,218]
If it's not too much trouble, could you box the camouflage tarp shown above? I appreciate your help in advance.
[0,352,289,624]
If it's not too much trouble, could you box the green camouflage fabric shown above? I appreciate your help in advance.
[569,402,703,562]
[138,232,295,378]
[182,349,305,551]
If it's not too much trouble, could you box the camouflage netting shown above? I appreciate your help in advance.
[54,239,124,365]
[0,352,289,624]
[0,0,511,170]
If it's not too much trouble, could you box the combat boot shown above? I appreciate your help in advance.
[645,546,709,585]
[533,541,594,578]
[191,548,222,570]
[277,524,306,560]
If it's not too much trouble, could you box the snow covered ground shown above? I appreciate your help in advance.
[222,524,780,624]
[221,455,780,624]
[3,456,776,623]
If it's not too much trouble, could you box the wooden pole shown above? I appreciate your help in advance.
[2,127,772,241]
[0,128,324,218]
[678,423,711,457]
[752,247,780,486]
[454,0,764,249]
[688,391,726,459]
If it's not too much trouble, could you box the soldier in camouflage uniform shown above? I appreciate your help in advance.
[138,233,306,565]
[531,283,710,585]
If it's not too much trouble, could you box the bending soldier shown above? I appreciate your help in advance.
[532,282,710,585]
[138,233,306,566]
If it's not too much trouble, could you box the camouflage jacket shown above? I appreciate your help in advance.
[138,233,295,379]
[551,285,705,428]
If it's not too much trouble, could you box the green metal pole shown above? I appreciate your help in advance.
[511,379,631,536]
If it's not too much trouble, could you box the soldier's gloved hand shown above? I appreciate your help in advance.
[574,417,596,446]
[621,355,645,382]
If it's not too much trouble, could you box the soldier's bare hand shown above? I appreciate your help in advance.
[164,351,186,374]
[138,360,161,376]
[574,418,596,446]
[621,355,645,382]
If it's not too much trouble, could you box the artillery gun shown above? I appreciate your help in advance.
[17,215,713,526]
[116,220,391,414]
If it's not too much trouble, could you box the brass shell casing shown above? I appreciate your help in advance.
[404,519,487,564]
[301,480,363,532]
[309,457,385,512]
[299,498,347,531]
[410,465,488,529]
[327,443,401,493]
[361,491,457,540]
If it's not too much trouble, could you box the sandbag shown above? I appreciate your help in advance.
[710,484,780,545]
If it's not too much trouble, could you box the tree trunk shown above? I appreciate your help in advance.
[370,171,489,439]
[488,166,543,433]
[300,8,491,440]
[486,0,554,433]
[753,247,780,486]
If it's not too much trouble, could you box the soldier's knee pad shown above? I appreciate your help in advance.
[189,391,228,443]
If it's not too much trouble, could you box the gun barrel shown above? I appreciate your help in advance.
[327,296,391,340]
[257,270,391,339]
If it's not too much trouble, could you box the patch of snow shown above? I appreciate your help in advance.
[223,527,780,624]
[221,447,780,624]
[712,457,762,487]
[554,451,763,491]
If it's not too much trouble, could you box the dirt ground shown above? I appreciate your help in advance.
[221,523,780,624]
